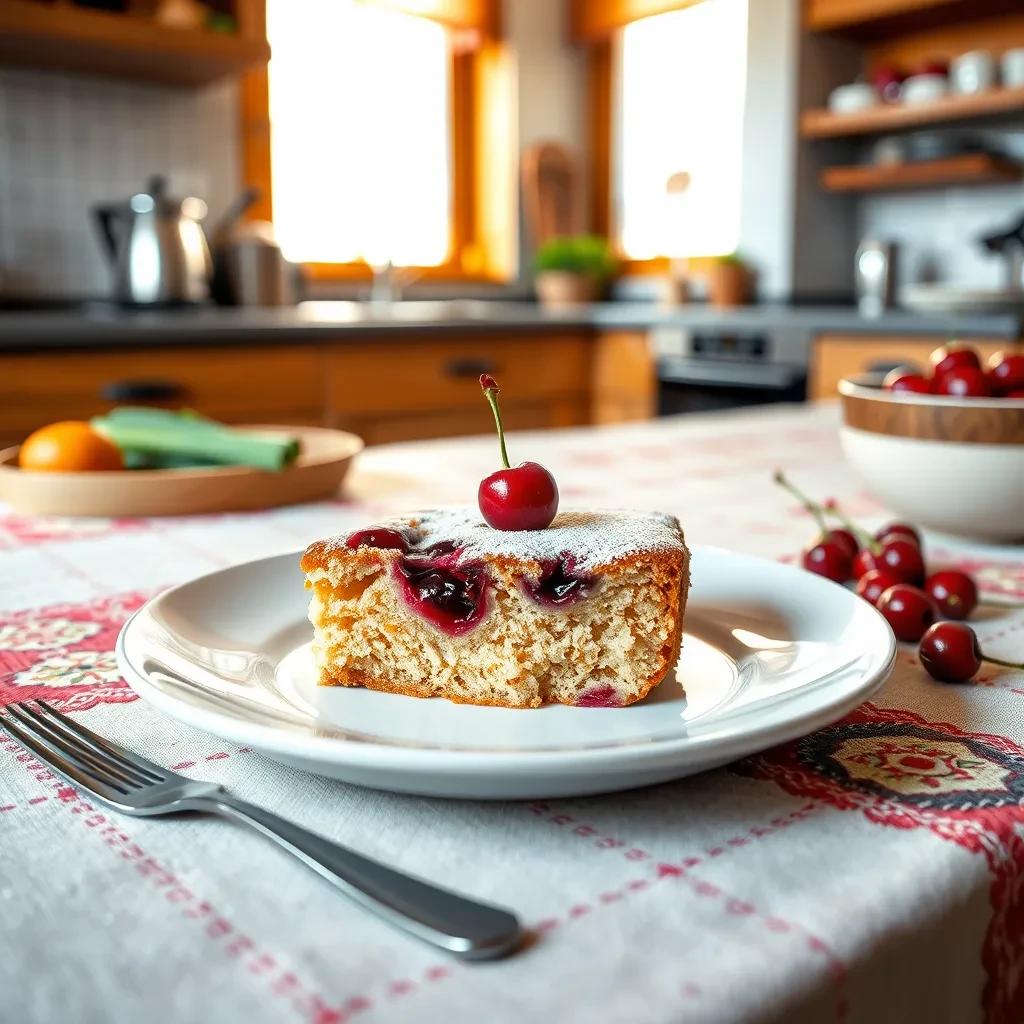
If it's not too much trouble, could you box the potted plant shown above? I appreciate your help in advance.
[534,235,616,309]
[706,252,752,308]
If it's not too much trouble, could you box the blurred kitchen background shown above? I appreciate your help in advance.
[3,0,1024,446]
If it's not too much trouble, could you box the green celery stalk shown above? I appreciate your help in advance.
[92,410,299,472]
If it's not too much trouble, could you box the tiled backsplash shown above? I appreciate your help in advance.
[0,67,239,298]
[858,130,1024,293]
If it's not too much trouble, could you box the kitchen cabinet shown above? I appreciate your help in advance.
[0,0,269,87]
[810,333,1019,398]
[0,345,326,447]
[0,328,652,449]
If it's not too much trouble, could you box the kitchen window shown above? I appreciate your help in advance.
[582,0,748,268]
[248,0,509,280]
[266,0,452,267]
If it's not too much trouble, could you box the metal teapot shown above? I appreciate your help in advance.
[93,176,212,305]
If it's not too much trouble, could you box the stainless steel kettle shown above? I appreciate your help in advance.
[93,176,212,305]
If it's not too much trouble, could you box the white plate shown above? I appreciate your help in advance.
[116,546,896,799]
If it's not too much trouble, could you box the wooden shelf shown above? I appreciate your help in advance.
[801,85,1024,138]
[806,0,1023,37]
[0,0,269,87]
[820,152,1023,192]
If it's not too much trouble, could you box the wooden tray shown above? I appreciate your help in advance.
[0,425,364,517]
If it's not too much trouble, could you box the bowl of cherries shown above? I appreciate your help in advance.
[776,472,1022,685]
[838,343,1024,542]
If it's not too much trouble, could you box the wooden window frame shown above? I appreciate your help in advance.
[240,5,509,284]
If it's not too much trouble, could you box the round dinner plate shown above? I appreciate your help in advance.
[117,546,896,799]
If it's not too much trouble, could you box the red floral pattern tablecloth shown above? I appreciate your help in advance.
[3,403,1023,1024]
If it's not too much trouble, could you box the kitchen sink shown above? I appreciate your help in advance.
[298,299,516,323]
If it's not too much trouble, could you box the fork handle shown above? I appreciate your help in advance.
[194,793,522,960]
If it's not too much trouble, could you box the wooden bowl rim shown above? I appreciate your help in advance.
[0,425,365,482]
[839,373,1024,410]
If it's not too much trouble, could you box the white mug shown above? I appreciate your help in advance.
[950,50,996,94]
[1002,48,1024,89]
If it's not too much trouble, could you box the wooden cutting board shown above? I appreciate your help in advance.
[521,141,583,246]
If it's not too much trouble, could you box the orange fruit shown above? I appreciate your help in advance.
[19,421,124,472]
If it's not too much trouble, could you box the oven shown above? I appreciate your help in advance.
[652,325,809,415]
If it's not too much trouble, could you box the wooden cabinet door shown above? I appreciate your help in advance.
[0,345,326,446]
[325,332,591,443]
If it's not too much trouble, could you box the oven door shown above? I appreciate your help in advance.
[657,357,807,415]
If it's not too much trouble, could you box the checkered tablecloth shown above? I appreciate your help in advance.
[3,403,1024,1024]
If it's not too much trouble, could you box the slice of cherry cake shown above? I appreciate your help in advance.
[300,509,689,709]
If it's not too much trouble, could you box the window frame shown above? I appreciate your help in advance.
[240,6,507,284]
[587,13,734,278]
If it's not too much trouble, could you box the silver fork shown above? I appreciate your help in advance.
[0,700,522,960]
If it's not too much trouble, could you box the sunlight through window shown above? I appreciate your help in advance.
[266,0,452,266]
[615,0,748,260]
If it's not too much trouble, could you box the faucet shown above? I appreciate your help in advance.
[368,260,421,305]
[979,213,1024,294]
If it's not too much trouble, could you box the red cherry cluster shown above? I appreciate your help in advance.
[884,343,1024,399]
[774,472,1023,683]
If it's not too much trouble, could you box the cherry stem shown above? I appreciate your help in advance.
[982,653,1024,670]
[772,470,829,536]
[822,498,880,554]
[480,376,511,470]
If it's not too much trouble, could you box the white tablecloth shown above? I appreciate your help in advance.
[3,404,1023,1024]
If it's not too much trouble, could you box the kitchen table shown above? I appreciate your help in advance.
[2,403,1023,1024]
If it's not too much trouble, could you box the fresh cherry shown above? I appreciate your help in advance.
[883,369,931,394]
[919,621,1024,683]
[919,622,981,682]
[478,375,558,531]
[936,366,990,397]
[930,343,981,378]
[925,569,978,620]
[802,539,853,583]
[986,352,1024,396]
[854,537,924,585]
[879,537,925,585]
[874,522,921,547]
[346,527,408,551]
[856,568,902,607]
[877,584,937,642]
[827,528,859,560]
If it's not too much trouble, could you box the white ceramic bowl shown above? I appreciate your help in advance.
[839,375,1024,543]
[828,82,877,113]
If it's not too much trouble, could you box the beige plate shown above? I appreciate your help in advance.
[0,425,364,517]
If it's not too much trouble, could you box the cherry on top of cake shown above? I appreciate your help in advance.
[477,374,559,532]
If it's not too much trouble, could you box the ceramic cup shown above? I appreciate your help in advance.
[900,73,948,105]
[1002,48,1024,89]
[950,50,996,94]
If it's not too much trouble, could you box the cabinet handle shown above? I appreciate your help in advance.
[101,379,189,404]
[443,358,499,379]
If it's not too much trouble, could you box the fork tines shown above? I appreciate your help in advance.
[1,700,166,799]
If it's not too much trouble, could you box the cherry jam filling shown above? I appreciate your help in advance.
[575,684,621,708]
[523,554,598,608]
[345,527,408,552]
[395,543,489,637]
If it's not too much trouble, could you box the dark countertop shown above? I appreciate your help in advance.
[1,299,1021,351]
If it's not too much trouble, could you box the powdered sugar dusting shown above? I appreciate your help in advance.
[322,508,685,572]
